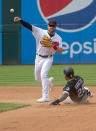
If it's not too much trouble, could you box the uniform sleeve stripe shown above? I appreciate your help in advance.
[63,91,69,96]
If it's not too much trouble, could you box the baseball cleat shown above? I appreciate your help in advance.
[36,97,50,103]
[87,90,94,97]
[49,77,54,91]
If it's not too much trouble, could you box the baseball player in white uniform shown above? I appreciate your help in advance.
[14,17,63,103]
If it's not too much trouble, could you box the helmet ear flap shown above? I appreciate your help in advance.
[70,74,74,78]
[70,74,73,78]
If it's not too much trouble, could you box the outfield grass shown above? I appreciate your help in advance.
[0,65,96,86]
[0,103,30,113]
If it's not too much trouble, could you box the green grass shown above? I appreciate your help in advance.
[0,103,30,113]
[0,64,96,86]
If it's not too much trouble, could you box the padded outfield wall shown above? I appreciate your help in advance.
[0,0,96,65]
[0,0,2,64]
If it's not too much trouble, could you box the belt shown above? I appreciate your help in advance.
[36,53,52,58]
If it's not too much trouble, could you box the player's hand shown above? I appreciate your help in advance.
[49,99,60,105]
[14,17,21,22]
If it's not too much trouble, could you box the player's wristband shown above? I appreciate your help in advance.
[53,45,58,50]
[55,99,60,104]
[52,42,59,50]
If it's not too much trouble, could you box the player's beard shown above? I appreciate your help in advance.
[48,29,55,36]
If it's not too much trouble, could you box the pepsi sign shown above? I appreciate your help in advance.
[38,0,96,32]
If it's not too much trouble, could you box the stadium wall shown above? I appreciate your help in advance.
[0,0,96,64]
[0,0,2,65]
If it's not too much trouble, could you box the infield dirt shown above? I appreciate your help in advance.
[0,86,96,131]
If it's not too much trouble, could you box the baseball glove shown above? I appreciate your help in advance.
[41,36,53,47]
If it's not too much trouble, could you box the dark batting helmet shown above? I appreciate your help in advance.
[63,67,74,78]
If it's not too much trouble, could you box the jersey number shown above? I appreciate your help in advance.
[77,86,84,98]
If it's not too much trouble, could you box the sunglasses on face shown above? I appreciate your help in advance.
[49,25,56,27]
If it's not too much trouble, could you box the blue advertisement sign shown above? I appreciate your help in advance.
[0,0,2,65]
[21,0,96,64]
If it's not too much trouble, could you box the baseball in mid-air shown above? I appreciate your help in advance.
[10,8,14,13]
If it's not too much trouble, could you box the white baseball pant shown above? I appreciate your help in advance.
[35,55,53,98]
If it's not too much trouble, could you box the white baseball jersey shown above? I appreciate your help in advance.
[32,26,62,56]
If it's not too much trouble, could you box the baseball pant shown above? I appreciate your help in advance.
[35,55,53,98]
